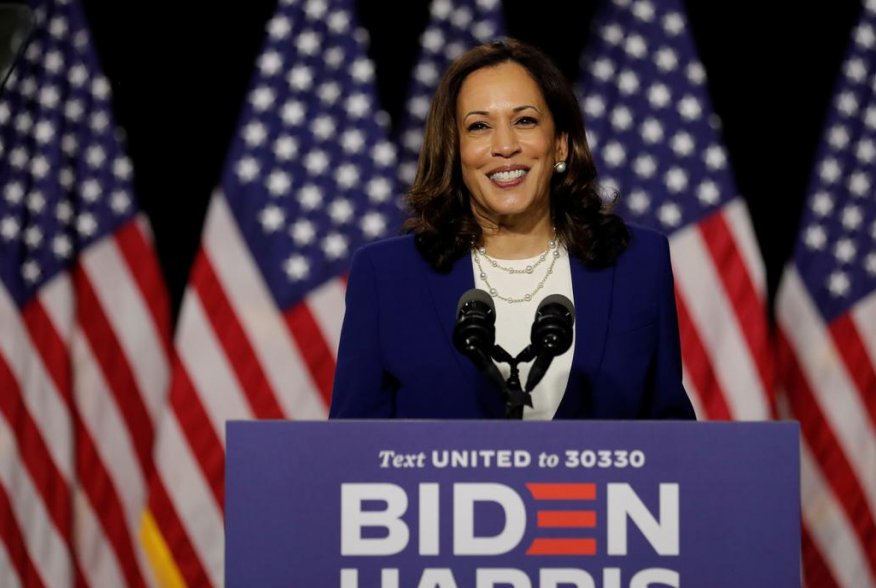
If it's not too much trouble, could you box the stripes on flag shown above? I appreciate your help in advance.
[574,0,775,422]
[776,2,876,584]
[143,0,402,583]
[778,271,876,585]
[0,0,171,585]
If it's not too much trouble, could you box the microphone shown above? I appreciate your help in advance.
[453,288,496,368]
[524,294,575,393]
[453,289,507,392]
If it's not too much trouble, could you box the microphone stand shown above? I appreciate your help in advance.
[454,290,574,420]
[490,344,537,420]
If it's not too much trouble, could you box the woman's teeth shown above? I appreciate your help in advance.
[489,169,527,181]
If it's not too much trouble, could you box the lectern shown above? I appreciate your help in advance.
[226,421,800,587]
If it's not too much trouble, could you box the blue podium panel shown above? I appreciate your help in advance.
[226,421,800,588]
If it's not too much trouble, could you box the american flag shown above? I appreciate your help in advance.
[0,0,171,586]
[776,1,876,584]
[396,0,505,187]
[575,0,775,421]
[141,0,401,584]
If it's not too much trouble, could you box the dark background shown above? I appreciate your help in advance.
[76,1,863,323]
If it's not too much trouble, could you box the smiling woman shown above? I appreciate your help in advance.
[456,61,566,252]
[329,39,695,422]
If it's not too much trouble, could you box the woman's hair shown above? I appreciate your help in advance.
[403,38,629,272]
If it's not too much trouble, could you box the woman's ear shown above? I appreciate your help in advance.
[556,132,569,162]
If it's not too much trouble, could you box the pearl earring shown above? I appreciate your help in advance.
[553,161,567,174]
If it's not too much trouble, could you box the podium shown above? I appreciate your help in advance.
[226,421,800,587]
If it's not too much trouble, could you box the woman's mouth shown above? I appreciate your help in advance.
[488,168,528,186]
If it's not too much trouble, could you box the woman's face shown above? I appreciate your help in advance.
[456,61,567,231]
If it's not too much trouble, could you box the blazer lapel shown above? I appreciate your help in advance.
[554,259,615,418]
[423,254,505,417]
[423,254,474,353]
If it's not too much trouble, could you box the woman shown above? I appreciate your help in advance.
[329,39,695,420]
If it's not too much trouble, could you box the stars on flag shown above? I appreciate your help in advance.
[218,0,401,307]
[395,0,506,187]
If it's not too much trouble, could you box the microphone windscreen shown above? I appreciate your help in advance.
[531,293,575,359]
[537,293,575,323]
[457,288,495,317]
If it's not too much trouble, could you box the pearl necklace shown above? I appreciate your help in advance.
[472,237,560,304]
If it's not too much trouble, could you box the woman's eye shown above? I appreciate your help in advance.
[467,121,488,131]
[516,116,537,126]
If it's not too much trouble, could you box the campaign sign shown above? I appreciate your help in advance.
[225,421,800,587]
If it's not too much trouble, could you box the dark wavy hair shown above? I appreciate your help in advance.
[403,38,629,272]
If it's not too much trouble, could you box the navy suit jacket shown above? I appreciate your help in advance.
[329,225,695,420]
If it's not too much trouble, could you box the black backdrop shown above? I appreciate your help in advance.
[77,1,863,323]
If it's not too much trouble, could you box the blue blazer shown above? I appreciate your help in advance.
[329,225,695,420]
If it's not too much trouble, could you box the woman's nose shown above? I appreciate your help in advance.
[491,124,521,157]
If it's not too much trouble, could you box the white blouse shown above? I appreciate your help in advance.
[470,246,575,420]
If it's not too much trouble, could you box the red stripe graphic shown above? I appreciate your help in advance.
[527,483,596,500]
[284,301,335,410]
[698,211,776,414]
[674,288,732,419]
[778,329,876,578]
[537,510,596,528]
[194,252,285,419]
[527,538,596,556]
